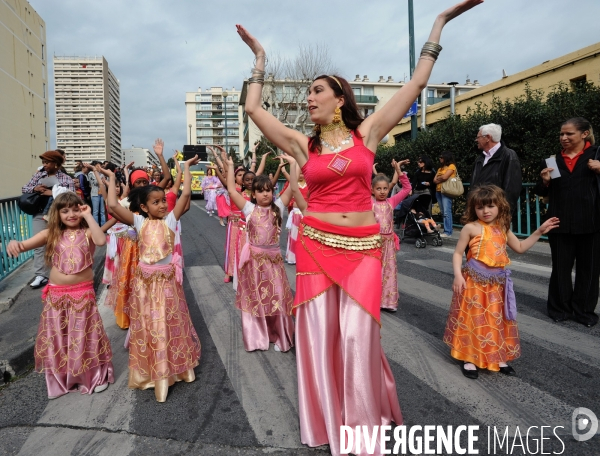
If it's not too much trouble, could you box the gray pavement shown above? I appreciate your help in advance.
[0,201,598,455]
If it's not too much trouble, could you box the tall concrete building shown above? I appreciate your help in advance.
[0,0,49,197]
[185,87,241,157]
[54,56,122,170]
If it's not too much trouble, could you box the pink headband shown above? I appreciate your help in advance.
[130,169,149,184]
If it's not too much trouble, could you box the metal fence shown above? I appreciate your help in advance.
[450,183,547,239]
[0,197,34,280]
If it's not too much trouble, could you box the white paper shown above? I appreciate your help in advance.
[545,157,561,179]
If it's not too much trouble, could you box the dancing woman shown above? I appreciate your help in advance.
[237,2,482,454]
[201,168,221,217]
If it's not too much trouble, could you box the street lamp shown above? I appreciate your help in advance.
[223,90,229,157]
[188,124,192,145]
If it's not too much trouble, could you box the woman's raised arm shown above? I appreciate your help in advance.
[359,0,483,151]
[236,25,309,166]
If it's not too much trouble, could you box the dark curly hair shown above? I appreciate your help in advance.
[128,185,164,217]
[308,75,364,153]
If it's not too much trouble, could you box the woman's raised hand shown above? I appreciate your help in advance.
[153,138,164,156]
[236,25,265,57]
[438,0,484,24]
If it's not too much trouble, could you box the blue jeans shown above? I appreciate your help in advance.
[91,195,106,226]
[436,192,453,235]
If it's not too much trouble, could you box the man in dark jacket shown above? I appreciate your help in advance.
[470,123,522,214]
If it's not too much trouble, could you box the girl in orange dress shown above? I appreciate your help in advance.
[444,185,559,379]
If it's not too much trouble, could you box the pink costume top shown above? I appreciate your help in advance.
[230,185,251,219]
[372,173,412,235]
[133,213,178,265]
[302,131,374,213]
[52,229,94,274]
[242,200,285,247]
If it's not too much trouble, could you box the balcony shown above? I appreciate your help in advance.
[427,96,449,105]
[354,95,379,104]
[211,114,238,119]
[243,123,249,139]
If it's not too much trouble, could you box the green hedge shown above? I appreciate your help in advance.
[376,82,600,183]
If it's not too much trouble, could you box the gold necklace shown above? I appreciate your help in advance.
[319,121,351,153]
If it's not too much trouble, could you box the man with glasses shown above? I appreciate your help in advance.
[471,123,522,214]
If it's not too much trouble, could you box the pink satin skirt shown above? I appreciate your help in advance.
[380,234,399,310]
[240,310,294,352]
[45,362,115,398]
[296,286,402,456]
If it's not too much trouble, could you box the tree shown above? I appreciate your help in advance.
[261,43,338,136]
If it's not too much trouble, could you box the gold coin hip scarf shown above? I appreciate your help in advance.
[302,224,382,251]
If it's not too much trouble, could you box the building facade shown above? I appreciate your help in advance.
[54,56,122,170]
[390,42,600,139]
[0,0,49,197]
[239,75,479,156]
[185,87,241,157]
[122,147,159,168]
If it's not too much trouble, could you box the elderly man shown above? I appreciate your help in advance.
[471,123,522,214]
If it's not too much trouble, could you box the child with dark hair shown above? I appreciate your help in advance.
[224,153,295,352]
[105,156,202,402]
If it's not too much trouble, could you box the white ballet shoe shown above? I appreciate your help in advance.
[273,344,281,352]
[94,383,109,394]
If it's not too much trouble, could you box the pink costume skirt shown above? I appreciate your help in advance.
[216,192,231,218]
[380,232,400,310]
[225,216,246,279]
[37,281,114,398]
[285,208,303,264]
[128,263,201,397]
[294,217,402,455]
[236,243,295,352]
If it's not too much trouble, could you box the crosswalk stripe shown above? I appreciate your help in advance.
[395,273,600,369]
[406,258,549,300]
[186,265,303,449]
[17,286,136,455]
[379,313,574,433]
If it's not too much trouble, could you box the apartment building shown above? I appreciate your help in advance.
[122,146,159,168]
[185,87,241,157]
[239,75,479,155]
[0,0,49,197]
[54,56,122,170]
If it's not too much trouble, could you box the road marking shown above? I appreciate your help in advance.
[396,273,600,368]
[186,265,302,449]
[18,286,135,455]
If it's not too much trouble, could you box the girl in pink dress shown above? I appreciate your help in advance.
[202,169,221,216]
[105,157,201,403]
[7,192,114,399]
[372,160,411,311]
[224,154,295,352]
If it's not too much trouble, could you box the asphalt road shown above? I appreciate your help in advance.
[0,201,598,455]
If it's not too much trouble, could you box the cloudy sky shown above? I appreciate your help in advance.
[32,0,600,160]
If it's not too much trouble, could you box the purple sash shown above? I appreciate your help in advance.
[464,258,517,321]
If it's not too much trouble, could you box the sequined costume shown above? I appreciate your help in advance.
[443,221,520,371]
[295,132,402,456]
[37,229,114,398]
[225,188,250,286]
[372,173,411,310]
[128,212,201,402]
[236,200,294,352]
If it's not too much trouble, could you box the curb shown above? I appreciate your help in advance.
[0,259,34,315]
[0,246,106,380]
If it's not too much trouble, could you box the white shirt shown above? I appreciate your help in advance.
[483,143,502,166]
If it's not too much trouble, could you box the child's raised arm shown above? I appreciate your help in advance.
[102,168,134,226]
[387,159,412,208]
[6,230,48,258]
[281,153,307,211]
[171,158,183,195]
[223,151,248,212]
[173,155,199,220]
[507,217,559,254]
[80,204,106,246]
[256,150,270,176]
[100,217,118,233]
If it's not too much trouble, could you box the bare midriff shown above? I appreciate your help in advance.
[49,267,93,286]
[303,210,376,227]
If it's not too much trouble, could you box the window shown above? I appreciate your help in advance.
[363,86,374,96]
[427,89,435,98]
[44,102,47,117]
[43,83,46,98]
[352,87,361,96]
[195,95,201,101]
[198,129,213,136]
[570,75,587,90]
[200,104,212,111]
[41,44,45,60]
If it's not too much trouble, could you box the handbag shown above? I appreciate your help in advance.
[18,192,43,215]
[440,169,464,197]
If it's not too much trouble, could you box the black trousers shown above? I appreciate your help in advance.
[547,232,600,325]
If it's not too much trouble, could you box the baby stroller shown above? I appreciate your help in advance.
[397,193,443,248]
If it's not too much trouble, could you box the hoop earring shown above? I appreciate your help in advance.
[332,107,342,124]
